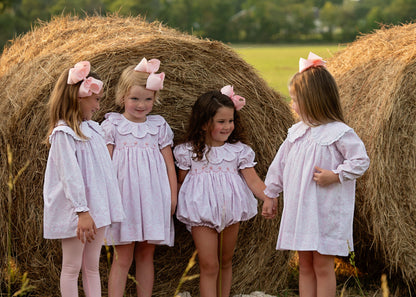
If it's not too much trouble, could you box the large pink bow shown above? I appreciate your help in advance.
[67,61,103,97]
[299,52,326,73]
[134,57,165,91]
[221,85,246,111]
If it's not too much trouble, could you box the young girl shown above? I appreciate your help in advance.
[43,61,125,297]
[262,52,370,297]
[174,86,274,297]
[102,58,177,297]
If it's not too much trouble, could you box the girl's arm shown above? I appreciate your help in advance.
[107,144,114,159]
[177,169,189,193]
[240,167,277,218]
[161,146,178,215]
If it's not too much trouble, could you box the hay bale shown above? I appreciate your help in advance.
[327,23,416,287]
[0,15,294,296]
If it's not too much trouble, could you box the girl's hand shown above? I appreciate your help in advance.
[262,197,277,219]
[76,212,97,243]
[313,166,340,187]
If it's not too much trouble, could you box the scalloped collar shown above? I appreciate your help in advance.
[104,112,164,138]
[50,120,103,142]
[184,142,246,164]
[287,121,352,145]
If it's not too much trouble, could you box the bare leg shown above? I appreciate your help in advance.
[217,223,239,297]
[192,226,219,297]
[298,251,317,297]
[134,241,155,297]
[313,251,336,297]
[108,243,135,297]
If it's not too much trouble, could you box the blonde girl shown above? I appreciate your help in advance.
[102,58,177,297]
[262,53,370,297]
[43,61,125,297]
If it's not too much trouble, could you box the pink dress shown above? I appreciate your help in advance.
[101,113,174,246]
[43,120,125,239]
[174,142,258,232]
[264,121,370,256]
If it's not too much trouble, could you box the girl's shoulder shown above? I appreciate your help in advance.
[103,112,167,138]
[49,120,101,142]
[288,121,352,145]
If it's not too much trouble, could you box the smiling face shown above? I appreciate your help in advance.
[206,106,235,147]
[123,85,155,123]
[79,90,102,121]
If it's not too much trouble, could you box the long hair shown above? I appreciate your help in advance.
[45,69,101,144]
[181,90,248,161]
[115,65,160,106]
[289,66,344,125]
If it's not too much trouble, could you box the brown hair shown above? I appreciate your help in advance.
[45,69,101,143]
[115,65,161,106]
[180,90,248,161]
[289,66,344,125]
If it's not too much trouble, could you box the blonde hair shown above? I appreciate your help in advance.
[115,65,161,106]
[289,66,344,126]
[45,69,101,144]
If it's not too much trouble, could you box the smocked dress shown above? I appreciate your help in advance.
[174,142,258,233]
[43,120,125,239]
[101,112,174,246]
[264,121,370,256]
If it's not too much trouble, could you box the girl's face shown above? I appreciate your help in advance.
[206,106,235,147]
[79,90,102,121]
[123,85,155,123]
[289,87,301,117]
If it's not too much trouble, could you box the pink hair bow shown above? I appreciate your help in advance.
[299,52,326,73]
[67,61,103,97]
[134,57,165,91]
[221,85,246,111]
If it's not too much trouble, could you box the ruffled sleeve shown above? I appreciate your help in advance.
[237,143,256,170]
[173,143,192,170]
[332,129,370,183]
[100,116,116,145]
[48,127,89,212]
[264,139,291,198]
[156,117,174,149]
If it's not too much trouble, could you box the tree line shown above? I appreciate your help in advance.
[1,0,416,51]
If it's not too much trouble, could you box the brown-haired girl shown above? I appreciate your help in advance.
[262,53,370,297]
[43,61,125,297]
[174,86,275,297]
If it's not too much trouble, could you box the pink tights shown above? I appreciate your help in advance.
[60,227,105,297]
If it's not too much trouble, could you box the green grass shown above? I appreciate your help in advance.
[233,44,346,98]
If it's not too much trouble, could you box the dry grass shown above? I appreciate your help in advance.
[327,23,416,289]
[0,15,294,296]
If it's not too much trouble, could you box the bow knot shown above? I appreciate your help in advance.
[299,52,326,73]
[221,85,246,111]
[67,61,103,97]
[134,58,165,91]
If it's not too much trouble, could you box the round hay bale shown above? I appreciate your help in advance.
[0,15,294,296]
[327,23,416,287]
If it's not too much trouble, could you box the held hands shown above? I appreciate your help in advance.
[262,197,277,219]
[313,166,340,187]
[76,212,97,243]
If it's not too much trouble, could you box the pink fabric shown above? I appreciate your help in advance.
[60,228,105,297]
[101,113,174,246]
[264,121,370,256]
[174,142,258,232]
[220,85,246,111]
[134,57,165,91]
[67,61,103,97]
[298,52,326,73]
[43,120,125,239]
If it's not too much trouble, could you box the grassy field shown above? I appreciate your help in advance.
[233,44,346,99]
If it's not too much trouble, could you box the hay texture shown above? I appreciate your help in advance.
[327,23,416,287]
[0,15,294,296]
